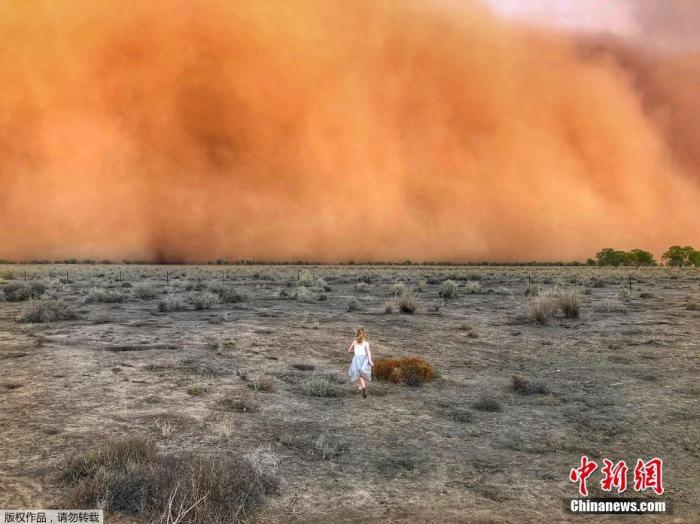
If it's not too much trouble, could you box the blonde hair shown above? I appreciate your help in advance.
[356,328,367,342]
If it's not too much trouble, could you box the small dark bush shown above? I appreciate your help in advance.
[405,371,423,387]
[512,373,551,394]
[472,398,502,412]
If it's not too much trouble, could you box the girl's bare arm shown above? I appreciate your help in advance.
[348,341,355,353]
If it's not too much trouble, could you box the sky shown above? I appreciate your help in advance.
[0,0,698,263]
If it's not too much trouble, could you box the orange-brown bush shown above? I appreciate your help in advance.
[373,357,438,384]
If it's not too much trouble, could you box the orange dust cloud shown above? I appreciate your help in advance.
[0,0,698,262]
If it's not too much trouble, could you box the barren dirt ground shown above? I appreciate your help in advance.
[1,265,698,523]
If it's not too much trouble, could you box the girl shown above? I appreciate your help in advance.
[348,328,373,398]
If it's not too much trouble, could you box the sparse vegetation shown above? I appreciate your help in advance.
[247,378,274,392]
[390,281,408,297]
[86,287,126,303]
[438,279,457,299]
[300,374,345,397]
[187,384,208,396]
[530,291,559,324]
[347,298,361,312]
[558,289,580,318]
[2,282,46,302]
[158,294,188,312]
[17,300,77,323]
[60,437,278,523]
[464,281,481,294]
[132,282,159,300]
[397,293,417,314]
[188,291,219,310]
[511,373,551,395]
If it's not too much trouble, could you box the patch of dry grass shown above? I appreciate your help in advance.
[17,300,78,323]
[60,437,278,523]
[373,356,438,384]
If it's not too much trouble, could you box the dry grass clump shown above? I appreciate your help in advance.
[17,300,78,323]
[511,373,551,395]
[558,289,580,318]
[529,291,560,324]
[464,281,481,294]
[294,287,315,303]
[685,296,699,311]
[221,398,259,413]
[60,437,278,523]
[346,298,361,312]
[86,287,127,303]
[132,282,159,300]
[397,293,418,314]
[354,282,370,293]
[187,384,208,396]
[297,270,315,287]
[373,356,438,384]
[158,294,188,312]
[390,281,408,297]
[299,374,345,397]
[279,433,346,461]
[188,291,219,310]
[438,279,458,299]
[3,282,46,302]
[207,283,246,303]
[247,378,275,392]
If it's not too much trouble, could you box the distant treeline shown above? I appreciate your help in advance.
[591,246,700,268]
[1,246,698,267]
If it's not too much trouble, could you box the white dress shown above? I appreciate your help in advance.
[348,340,372,383]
